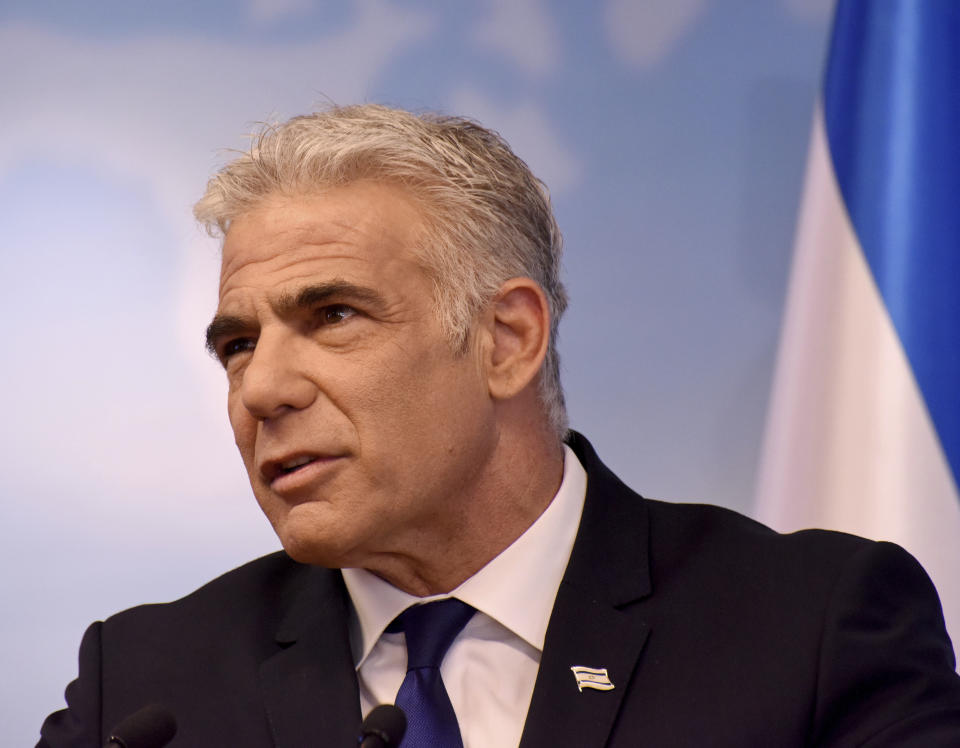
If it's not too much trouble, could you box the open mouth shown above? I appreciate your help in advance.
[262,454,323,484]
[279,455,316,475]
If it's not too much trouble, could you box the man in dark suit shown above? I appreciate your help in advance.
[40,105,960,746]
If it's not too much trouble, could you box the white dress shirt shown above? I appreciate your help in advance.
[342,445,587,748]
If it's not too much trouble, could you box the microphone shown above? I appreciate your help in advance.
[357,704,406,747]
[104,704,177,748]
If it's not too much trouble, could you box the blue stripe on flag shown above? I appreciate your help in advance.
[823,0,960,489]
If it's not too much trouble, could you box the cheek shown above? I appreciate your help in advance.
[227,395,257,458]
[368,349,488,443]
[326,348,419,423]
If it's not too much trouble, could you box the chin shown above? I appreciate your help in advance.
[276,517,359,569]
[279,538,345,569]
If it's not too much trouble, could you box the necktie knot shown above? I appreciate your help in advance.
[392,598,476,670]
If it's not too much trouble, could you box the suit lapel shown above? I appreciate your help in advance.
[519,433,653,748]
[259,566,361,747]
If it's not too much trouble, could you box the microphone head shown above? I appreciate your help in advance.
[107,704,177,748]
[358,704,406,746]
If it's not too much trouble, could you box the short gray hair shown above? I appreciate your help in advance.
[194,104,568,436]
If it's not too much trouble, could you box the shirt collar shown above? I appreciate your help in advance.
[342,445,587,668]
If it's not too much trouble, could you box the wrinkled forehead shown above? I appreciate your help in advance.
[216,186,438,314]
[220,184,429,276]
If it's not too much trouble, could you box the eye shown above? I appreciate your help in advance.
[220,337,256,362]
[317,304,357,325]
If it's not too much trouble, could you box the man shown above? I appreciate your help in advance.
[40,105,960,746]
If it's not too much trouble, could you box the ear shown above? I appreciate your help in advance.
[483,277,551,401]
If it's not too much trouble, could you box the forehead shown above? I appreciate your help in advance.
[218,182,428,305]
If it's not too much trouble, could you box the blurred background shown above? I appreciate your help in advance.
[1,0,835,741]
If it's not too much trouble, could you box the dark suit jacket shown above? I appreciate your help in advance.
[39,433,960,746]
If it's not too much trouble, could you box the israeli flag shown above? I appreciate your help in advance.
[755,0,960,656]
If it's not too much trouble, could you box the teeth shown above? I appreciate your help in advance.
[280,455,314,472]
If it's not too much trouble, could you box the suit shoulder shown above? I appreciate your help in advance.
[642,496,894,585]
[645,496,871,548]
[102,551,330,636]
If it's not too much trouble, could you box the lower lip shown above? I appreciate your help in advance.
[269,457,344,495]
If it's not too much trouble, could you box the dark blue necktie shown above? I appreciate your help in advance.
[390,598,476,747]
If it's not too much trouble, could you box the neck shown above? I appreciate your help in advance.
[362,428,565,596]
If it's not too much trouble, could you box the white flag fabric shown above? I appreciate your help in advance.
[755,0,960,656]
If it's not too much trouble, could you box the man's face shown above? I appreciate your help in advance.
[209,182,498,570]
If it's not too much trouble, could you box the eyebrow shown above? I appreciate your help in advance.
[204,280,387,355]
[204,314,249,356]
[275,280,386,318]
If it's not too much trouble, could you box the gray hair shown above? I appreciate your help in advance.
[194,104,568,436]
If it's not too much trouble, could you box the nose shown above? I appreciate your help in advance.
[238,328,317,420]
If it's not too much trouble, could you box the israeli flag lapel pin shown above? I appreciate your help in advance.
[570,665,615,692]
